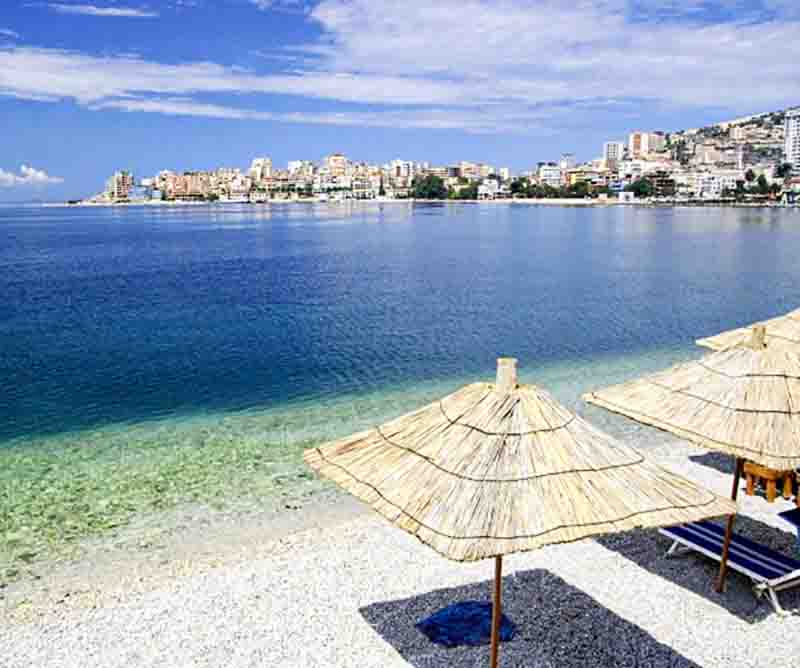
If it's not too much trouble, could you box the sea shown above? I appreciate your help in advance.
[2,201,800,570]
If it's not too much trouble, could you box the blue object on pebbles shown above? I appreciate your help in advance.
[416,601,516,647]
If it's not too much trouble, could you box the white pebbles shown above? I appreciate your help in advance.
[2,442,798,667]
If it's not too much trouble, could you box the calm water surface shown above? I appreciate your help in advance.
[3,202,799,443]
[2,202,800,566]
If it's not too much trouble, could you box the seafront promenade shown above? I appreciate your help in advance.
[62,197,799,208]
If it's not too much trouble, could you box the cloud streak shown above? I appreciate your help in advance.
[0,165,64,187]
[46,3,159,18]
[1,1,799,133]
[0,28,21,39]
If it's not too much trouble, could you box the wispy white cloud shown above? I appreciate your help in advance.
[0,47,477,106]
[0,28,21,39]
[2,1,800,133]
[0,165,64,187]
[46,3,159,18]
[90,95,552,133]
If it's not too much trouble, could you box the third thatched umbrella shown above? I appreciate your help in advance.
[584,326,800,593]
[697,307,800,351]
[305,358,734,667]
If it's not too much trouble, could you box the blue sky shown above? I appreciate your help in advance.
[1,0,798,200]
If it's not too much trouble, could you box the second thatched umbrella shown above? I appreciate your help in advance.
[305,358,734,668]
[697,307,800,351]
[584,326,800,592]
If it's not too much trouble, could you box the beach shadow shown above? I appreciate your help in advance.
[688,451,736,476]
[596,516,800,623]
[360,569,701,667]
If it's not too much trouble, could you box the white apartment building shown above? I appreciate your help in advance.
[325,153,349,178]
[785,109,800,170]
[249,157,272,181]
[603,142,625,165]
[695,169,742,198]
[538,164,563,188]
[287,160,315,179]
[498,167,511,181]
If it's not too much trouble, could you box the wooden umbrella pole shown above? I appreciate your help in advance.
[490,556,503,668]
[716,457,744,592]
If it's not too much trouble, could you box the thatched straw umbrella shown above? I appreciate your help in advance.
[697,307,800,351]
[584,326,800,592]
[305,358,734,667]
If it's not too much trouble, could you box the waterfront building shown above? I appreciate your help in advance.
[389,160,415,184]
[695,169,742,199]
[106,170,134,201]
[645,170,677,198]
[785,109,800,171]
[538,164,563,188]
[325,153,348,178]
[477,179,505,199]
[498,167,511,182]
[184,171,211,200]
[454,161,479,180]
[249,157,272,181]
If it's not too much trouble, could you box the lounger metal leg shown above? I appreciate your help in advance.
[666,541,689,558]
[767,589,787,616]
[754,585,788,616]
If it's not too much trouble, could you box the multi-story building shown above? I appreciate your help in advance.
[645,170,676,198]
[455,161,480,180]
[603,142,625,166]
[538,164,562,188]
[694,169,742,199]
[388,160,415,187]
[249,157,272,181]
[628,132,666,158]
[785,109,800,171]
[498,167,511,182]
[478,163,494,179]
[325,153,348,178]
[183,171,211,200]
[106,171,134,200]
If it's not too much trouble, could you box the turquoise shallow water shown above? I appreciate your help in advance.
[2,202,800,573]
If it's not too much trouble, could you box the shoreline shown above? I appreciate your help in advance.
[0,486,366,623]
[3,440,798,667]
[0,343,700,583]
[50,198,799,209]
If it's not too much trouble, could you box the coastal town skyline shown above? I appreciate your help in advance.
[3,0,800,201]
[87,108,800,204]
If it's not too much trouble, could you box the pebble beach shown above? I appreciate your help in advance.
[3,439,798,668]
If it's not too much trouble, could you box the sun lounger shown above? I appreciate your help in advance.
[660,520,800,614]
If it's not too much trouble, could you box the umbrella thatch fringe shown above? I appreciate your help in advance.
[305,381,735,563]
[584,346,800,471]
[698,308,800,351]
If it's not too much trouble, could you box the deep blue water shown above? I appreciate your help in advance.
[2,202,800,444]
